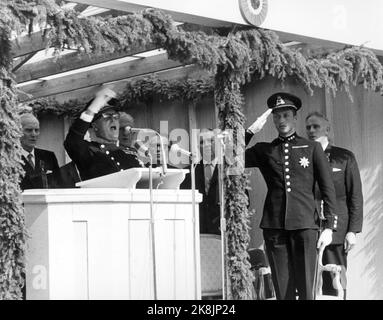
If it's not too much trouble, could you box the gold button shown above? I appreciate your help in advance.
[285,168,289,172]
[285,143,289,147]
[285,162,289,165]
[285,149,289,153]
[287,188,291,192]
[106,151,110,155]
[286,175,290,179]
[285,156,289,160]
[286,182,291,186]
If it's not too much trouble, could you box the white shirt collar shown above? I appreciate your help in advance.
[203,157,217,167]
[22,148,35,159]
[315,136,329,151]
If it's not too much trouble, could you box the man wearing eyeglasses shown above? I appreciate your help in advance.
[64,87,142,181]
[306,111,363,299]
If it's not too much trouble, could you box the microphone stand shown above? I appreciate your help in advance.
[170,141,198,297]
[155,132,168,178]
[189,149,198,299]
[217,135,228,300]
[148,152,158,300]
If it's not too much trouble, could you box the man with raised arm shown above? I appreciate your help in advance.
[64,87,142,181]
[245,92,338,300]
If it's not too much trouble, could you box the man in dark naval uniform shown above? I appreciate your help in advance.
[306,111,363,299]
[64,88,142,181]
[20,113,60,190]
[245,92,338,300]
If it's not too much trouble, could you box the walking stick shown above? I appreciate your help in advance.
[313,201,324,300]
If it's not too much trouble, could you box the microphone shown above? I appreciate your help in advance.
[125,127,154,134]
[129,128,167,175]
[215,131,230,139]
[169,143,192,158]
[134,141,150,157]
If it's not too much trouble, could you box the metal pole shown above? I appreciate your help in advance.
[218,136,227,299]
[190,154,198,298]
[148,154,158,300]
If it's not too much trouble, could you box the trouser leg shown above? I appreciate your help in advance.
[322,244,347,298]
[263,229,296,300]
[290,229,318,300]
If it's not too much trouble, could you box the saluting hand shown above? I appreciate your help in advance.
[87,87,117,114]
[317,228,333,251]
[247,109,272,134]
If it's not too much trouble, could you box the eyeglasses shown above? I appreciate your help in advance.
[101,113,120,121]
[306,124,320,130]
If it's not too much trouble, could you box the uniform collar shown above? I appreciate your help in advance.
[277,132,297,142]
[94,142,119,152]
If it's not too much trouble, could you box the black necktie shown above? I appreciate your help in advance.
[27,153,34,169]
[204,164,214,194]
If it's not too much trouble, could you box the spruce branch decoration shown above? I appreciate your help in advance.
[0,67,27,300]
[26,76,215,118]
[2,1,383,300]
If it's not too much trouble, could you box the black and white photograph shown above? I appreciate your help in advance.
[0,0,382,304]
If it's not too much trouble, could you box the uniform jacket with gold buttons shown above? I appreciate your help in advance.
[321,145,363,244]
[245,131,338,231]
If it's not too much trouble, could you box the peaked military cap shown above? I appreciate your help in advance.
[267,92,302,113]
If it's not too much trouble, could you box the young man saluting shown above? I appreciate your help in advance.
[245,92,338,300]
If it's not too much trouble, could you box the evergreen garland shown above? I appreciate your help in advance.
[214,69,254,299]
[25,76,215,118]
[1,0,383,300]
[0,67,26,300]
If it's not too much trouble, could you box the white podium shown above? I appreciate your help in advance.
[23,169,202,300]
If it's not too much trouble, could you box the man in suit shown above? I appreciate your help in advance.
[19,112,60,299]
[306,111,363,299]
[181,128,220,234]
[245,92,338,300]
[64,88,142,181]
[19,113,60,190]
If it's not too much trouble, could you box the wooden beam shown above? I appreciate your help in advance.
[11,31,49,58]
[17,53,186,101]
[12,52,36,73]
[15,43,158,83]
[38,64,208,104]
[70,0,235,27]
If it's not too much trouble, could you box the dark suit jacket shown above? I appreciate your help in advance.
[64,118,142,181]
[322,145,363,244]
[58,161,82,188]
[245,131,338,231]
[20,148,60,190]
[180,161,220,234]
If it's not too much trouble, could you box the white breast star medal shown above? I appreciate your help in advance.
[299,157,310,168]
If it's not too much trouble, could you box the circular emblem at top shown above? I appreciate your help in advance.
[239,0,268,26]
